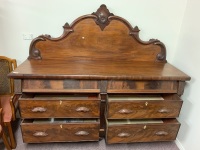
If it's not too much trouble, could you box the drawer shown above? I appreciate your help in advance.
[22,79,100,93]
[21,119,100,143]
[107,80,177,93]
[107,94,182,119]
[19,94,100,118]
[106,119,180,144]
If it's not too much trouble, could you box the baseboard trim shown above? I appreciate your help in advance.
[175,139,185,150]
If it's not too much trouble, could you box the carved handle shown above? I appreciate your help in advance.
[75,107,90,112]
[117,132,131,137]
[158,108,170,113]
[118,109,133,114]
[33,131,48,137]
[155,131,168,136]
[31,107,47,112]
[75,131,89,136]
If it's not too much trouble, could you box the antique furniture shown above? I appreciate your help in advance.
[0,108,12,150]
[8,5,190,144]
[0,56,19,148]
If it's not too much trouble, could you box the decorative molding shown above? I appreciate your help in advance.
[130,27,166,62]
[154,40,167,62]
[28,36,44,60]
[92,4,114,31]
[28,23,73,60]
[28,4,167,62]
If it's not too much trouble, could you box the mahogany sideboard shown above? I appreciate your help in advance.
[8,5,190,144]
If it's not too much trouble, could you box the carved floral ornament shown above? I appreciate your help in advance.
[92,4,114,31]
[28,4,166,62]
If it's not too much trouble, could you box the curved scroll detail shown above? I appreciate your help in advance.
[154,41,167,62]
[130,28,167,62]
[28,36,45,60]
[28,23,73,60]
[108,16,167,62]
[92,4,114,30]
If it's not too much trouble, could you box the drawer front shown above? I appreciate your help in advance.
[107,100,182,119]
[106,119,180,144]
[22,79,100,93]
[107,94,182,119]
[19,100,100,118]
[21,121,100,143]
[107,80,177,93]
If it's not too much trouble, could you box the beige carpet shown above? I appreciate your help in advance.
[0,120,179,150]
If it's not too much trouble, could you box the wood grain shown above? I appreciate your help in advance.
[21,120,100,143]
[107,94,182,119]
[106,119,180,144]
[9,60,190,81]
[7,4,191,144]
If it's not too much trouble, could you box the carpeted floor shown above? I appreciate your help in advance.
[0,119,179,150]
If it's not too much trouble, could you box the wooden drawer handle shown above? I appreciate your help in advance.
[155,131,168,136]
[75,131,89,136]
[33,131,48,137]
[31,107,47,112]
[158,109,170,113]
[118,109,133,114]
[76,107,90,112]
[117,132,131,137]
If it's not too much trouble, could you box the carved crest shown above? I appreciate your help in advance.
[92,4,114,31]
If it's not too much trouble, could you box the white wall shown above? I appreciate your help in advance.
[0,0,187,64]
[173,0,200,150]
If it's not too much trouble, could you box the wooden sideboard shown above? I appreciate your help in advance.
[8,5,190,144]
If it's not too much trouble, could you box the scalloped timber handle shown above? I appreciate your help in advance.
[158,108,170,113]
[117,132,131,137]
[31,107,47,112]
[118,109,133,114]
[75,131,89,136]
[155,131,168,136]
[33,131,48,137]
[75,107,90,112]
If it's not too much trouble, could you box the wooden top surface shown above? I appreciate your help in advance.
[8,59,190,81]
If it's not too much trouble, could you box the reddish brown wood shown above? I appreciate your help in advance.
[26,4,168,62]
[177,81,186,96]
[106,119,180,144]
[19,94,100,118]
[9,60,190,81]
[107,80,178,93]
[21,120,100,143]
[7,4,190,144]
[22,79,100,93]
[107,94,182,119]
[92,4,114,30]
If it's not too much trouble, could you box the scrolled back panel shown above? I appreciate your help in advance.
[29,5,166,62]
